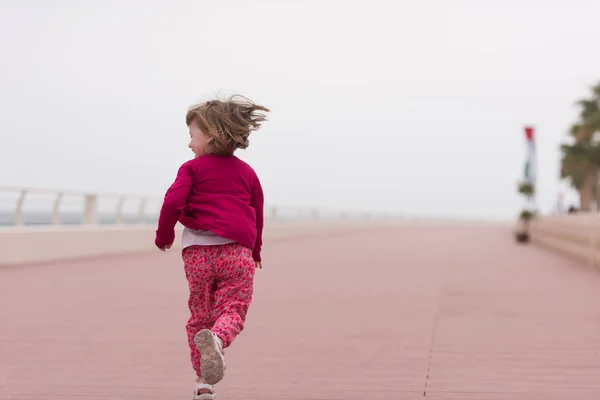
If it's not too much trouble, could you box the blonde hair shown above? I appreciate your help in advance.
[185,95,270,156]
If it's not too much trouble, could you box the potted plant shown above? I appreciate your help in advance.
[519,209,535,221]
[517,182,535,197]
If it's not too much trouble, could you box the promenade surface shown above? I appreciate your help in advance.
[2,223,600,399]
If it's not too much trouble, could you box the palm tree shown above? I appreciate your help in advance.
[560,140,594,210]
[560,82,600,211]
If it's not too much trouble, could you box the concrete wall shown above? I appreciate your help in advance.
[0,220,400,266]
[529,213,600,266]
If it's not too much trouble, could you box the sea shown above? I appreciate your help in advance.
[0,211,158,227]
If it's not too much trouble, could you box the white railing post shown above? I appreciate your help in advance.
[137,197,148,224]
[14,189,27,226]
[115,196,126,224]
[51,192,63,225]
[270,206,277,220]
[82,194,98,225]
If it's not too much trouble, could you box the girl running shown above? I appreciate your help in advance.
[155,95,269,400]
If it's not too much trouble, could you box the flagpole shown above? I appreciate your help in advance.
[524,126,536,213]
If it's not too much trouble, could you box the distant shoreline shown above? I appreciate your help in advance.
[0,211,159,227]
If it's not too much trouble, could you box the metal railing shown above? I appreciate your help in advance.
[0,186,384,227]
[0,186,161,227]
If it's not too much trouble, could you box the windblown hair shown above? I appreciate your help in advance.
[185,95,270,156]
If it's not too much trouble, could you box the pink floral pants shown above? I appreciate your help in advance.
[182,243,256,376]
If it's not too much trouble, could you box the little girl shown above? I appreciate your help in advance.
[155,95,269,400]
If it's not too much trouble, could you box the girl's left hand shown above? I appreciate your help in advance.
[159,244,172,252]
[255,261,262,269]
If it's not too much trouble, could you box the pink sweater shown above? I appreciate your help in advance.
[155,155,264,261]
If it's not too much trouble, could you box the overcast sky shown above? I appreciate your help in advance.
[1,0,599,220]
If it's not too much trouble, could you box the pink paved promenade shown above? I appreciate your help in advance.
[2,223,600,399]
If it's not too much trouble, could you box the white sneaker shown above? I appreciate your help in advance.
[194,329,226,385]
[193,380,215,400]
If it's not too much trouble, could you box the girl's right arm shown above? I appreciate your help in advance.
[155,161,193,249]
